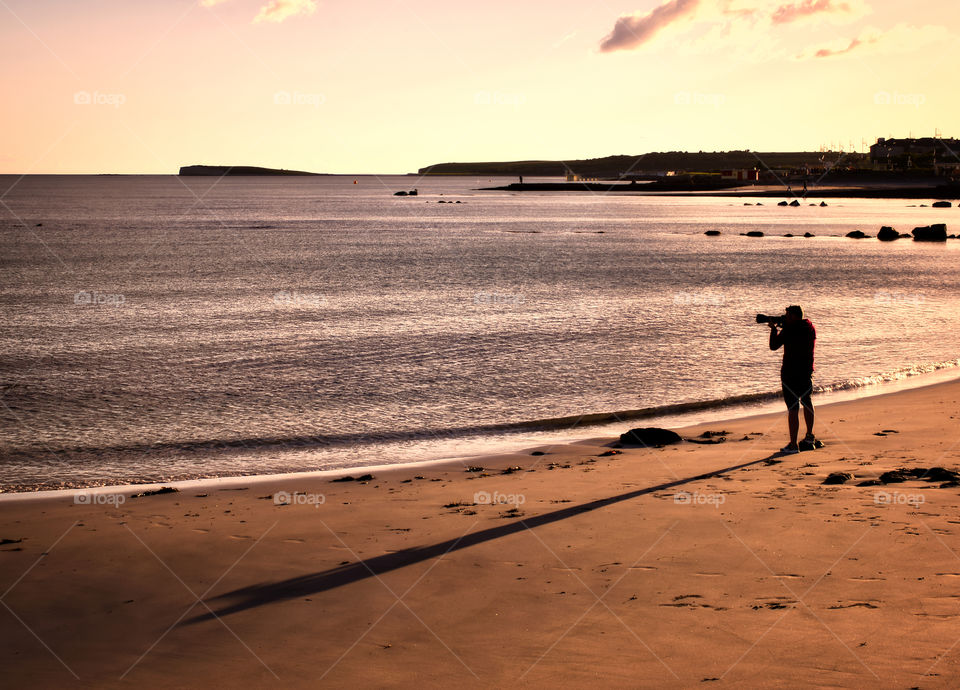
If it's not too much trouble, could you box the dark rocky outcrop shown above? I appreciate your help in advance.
[704,230,721,236]
[846,230,869,239]
[877,226,899,241]
[874,466,960,484]
[803,232,815,237]
[823,472,853,485]
[926,467,960,483]
[619,428,683,446]
[745,231,764,237]
[932,201,952,208]
[879,470,909,483]
[913,224,948,241]
[778,201,789,206]
[789,200,801,207]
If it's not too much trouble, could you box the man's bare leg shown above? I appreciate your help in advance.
[802,402,814,438]
[787,407,800,446]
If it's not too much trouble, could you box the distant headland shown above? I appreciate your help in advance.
[421,142,960,199]
[418,151,847,177]
[178,165,324,176]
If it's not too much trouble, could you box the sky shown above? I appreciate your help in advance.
[0,0,957,174]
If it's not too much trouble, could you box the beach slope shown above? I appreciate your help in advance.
[2,380,960,687]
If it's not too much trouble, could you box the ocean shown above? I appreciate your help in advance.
[1,173,958,491]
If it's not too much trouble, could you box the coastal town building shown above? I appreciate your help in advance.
[870,136,960,171]
[720,169,760,182]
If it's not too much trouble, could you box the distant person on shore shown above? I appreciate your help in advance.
[768,305,817,453]
[519,175,523,185]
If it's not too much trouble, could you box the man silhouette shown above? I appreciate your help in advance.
[768,305,818,453]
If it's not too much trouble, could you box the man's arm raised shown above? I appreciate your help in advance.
[769,322,783,351]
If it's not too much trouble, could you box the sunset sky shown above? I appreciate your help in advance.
[1,0,956,174]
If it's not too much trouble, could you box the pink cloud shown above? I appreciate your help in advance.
[599,0,701,53]
[771,0,852,25]
[802,23,951,59]
[813,36,864,57]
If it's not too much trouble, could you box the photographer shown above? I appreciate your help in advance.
[768,305,817,453]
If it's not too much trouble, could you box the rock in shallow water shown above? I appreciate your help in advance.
[877,226,899,241]
[913,224,947,241]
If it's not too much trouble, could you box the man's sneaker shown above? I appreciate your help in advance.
[779,444,800,454]
[798,435,824,451]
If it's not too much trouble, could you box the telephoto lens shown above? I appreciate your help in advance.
[756,313,785,326]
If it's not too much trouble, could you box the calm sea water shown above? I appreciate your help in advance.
[1,174,959,491]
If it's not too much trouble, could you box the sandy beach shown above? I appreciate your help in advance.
[2,378,960,688]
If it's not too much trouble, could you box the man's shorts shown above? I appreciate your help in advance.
[781,373,813,410]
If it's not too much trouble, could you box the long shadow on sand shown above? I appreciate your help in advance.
[185,451,783,625]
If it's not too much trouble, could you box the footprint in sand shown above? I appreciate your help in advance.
[228,535,253,540]
[694,572,724,577]
[935,573,960,578]
[662,595,710,608]
[829,601,879,609]
[192,528,209,534]
[629,565,657,571]
[283,538,305,544]
[751,597,796,610]
[848,576,885,581]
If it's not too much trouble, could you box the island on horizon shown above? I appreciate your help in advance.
[178,165,324,176]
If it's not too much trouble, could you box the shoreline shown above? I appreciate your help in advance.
[5,365,960,501]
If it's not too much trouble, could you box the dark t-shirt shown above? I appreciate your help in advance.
[770,318,816,377]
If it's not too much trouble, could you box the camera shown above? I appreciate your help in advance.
[756,313,786,326]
